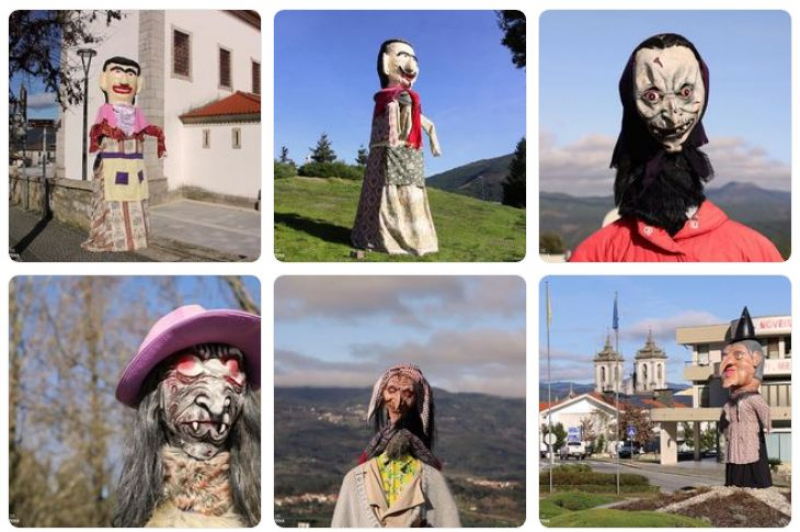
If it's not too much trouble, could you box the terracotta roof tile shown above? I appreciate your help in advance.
[180,91,261,121]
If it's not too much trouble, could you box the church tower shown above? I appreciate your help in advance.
[593,334,624,393]
[634,330,668,393]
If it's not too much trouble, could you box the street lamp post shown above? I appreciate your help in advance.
[77,48,97,181]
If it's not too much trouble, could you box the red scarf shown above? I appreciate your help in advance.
[373,86,423,149]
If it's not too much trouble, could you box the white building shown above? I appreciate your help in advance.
[593,335,624,393]
[634,331,668,393]
[57,10,261,205]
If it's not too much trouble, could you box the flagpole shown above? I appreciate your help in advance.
[547,281,554,494]
[614,291,620,496]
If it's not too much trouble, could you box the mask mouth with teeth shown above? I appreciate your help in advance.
[159,344,246,460]
[612,33,715,235]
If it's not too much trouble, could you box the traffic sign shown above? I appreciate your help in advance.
[544,433,557,445]
[627,426,636,438]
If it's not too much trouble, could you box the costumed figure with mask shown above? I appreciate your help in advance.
[719,307,772,489]
[332,364,460,527]
[82,56,167,252]
[352,39,442,256]
[112,305,260,527]
[570,34,781,262]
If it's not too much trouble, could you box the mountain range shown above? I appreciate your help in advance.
[427,153,513,202]
[540,182,791,258]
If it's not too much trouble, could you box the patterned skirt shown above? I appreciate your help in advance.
[81,151,150,252]
[351,146,438,256]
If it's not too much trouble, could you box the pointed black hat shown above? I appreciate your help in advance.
[730,306,758,343]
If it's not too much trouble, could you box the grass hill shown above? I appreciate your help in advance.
[540,182,790,258]
[275,386,525,527]
[427,153,514,202]
[275,176,525,261]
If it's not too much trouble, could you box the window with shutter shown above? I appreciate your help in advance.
[220,48,232,90]
[173,29,191,78]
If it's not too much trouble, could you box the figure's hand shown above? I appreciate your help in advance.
[421,115,441,157]
[431,138,442,157]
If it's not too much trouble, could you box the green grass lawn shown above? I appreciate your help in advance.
[274,177,525,262]
[544,508,710,528]
[540,492,624,521]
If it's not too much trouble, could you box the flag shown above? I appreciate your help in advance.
[612,293,619,331]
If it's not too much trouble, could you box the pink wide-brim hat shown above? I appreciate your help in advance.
[116,304,261,407]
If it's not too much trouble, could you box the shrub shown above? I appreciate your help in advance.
[540,464,650,489]
[274,160,297,179]
[298,161,364,180]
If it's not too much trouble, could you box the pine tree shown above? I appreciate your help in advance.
[279,146,291,164]
[496,11,526,69]
[356,145,368,166]
[310,133,337,163]
[502,137,525,208]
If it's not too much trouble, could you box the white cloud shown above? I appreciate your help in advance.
[276,326,526,397]
[275,276,524,327]
[540,132,791,196]
[26,92,57,110]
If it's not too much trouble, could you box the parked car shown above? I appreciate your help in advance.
[618,442,643,458]
[560,441,588,460]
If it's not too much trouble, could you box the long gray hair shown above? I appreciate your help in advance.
[111,378,261,526]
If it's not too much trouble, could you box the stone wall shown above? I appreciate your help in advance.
[10,170,258,232]
[10,172,93,230]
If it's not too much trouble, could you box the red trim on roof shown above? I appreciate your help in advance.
[180,91,261,119]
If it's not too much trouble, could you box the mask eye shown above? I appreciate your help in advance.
[224,357,241,377]
[680,85,693,99]
[642,89,662,104]
[175,354,202,376]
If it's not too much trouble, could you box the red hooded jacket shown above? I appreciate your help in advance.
[569,201,783,262]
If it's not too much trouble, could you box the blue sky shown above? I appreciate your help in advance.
[539,276,790,385]
[540,10,791,195]
[274,10,526,176]
[274,276,526,397]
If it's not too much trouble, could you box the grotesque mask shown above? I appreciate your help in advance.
[633,45,705,153]
[381,41,419,89]
[100,59,143,105]
[382,374,417,424]
[158,344,246,460]
[720,341,763,389]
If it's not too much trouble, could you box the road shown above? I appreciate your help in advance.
[541,457,723,493]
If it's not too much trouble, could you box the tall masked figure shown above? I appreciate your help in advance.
[113,305,260,527]
[82,56,167,252]
[719,307,772,489]
[332,364,460,527]
[352,39,441,256]
[570,34,781,262]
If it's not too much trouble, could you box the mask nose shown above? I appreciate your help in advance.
[195,382,232,420]
[662,97,682,126]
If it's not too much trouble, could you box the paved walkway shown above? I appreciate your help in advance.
[9,200,259,262]
[150,200,260,260]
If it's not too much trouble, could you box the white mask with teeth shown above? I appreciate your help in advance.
[158,345,246,460]
[633,45,706,153]
[382,41,419,89]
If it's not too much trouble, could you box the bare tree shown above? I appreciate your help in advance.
[9,10,123,108]
[222,276,261,315]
